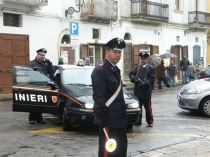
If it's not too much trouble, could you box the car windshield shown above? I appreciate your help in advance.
[62,68,93,86]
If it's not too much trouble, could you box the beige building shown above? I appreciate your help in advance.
[207,0,210,66]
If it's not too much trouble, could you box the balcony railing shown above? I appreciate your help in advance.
[4,0,48,6]
[81,0,117,23]
[130,0,169,22]
[188,11,210,26]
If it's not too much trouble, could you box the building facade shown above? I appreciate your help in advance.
[0,0,209,93]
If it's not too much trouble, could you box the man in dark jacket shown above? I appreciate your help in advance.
[168,60,177,87]
[91,37,127,157]
[28,48,54,124]
[129,52,156,127]
[156,60,171,89]
[180,55,190,83]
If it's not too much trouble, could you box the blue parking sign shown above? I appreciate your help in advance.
[70,22,79,35]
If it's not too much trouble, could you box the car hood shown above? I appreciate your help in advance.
[67,85,138,104]
[183,78,210,90]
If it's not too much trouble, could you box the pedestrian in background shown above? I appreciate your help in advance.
[180,55,190,83]
[129,52,156,127]
[91,37,127,157]
[156,59,171,89]
[168,60,177,87]
[187,62,196,82]
[27,48,54,124]
[195,61,204,78]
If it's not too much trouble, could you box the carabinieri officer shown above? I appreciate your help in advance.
[129,52,156,127]
[91,37,127,157]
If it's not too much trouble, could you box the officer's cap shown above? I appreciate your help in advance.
[139,52,149,59]
[36,48,47,56]
[105,37,126,51]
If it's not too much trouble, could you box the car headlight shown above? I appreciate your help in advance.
[186,88,201,94]
[85,103,94,109]
[127,102,139,109]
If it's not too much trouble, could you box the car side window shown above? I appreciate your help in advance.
[14,66,50,86]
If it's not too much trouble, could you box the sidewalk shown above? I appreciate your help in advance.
[0,93,13,102]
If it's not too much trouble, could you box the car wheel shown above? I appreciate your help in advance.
[127,124,133,130]
[63,106,71,131]
[200,98,210,117]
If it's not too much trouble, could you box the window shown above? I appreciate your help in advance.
[176,36,180,42]
[89,47,94,65]
[195,37,199,43]
[175,0,180,10]
[89,46,103,66]
[3,13,22,27]
[61,35,70,44]
[92,28,100,39]
[15,66,50,86]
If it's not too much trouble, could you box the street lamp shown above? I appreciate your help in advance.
[184,19,199,35]
[65,0,84,17]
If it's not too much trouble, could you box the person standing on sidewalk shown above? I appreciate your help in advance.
[168,60,177,87]
[180,55,190,83]
[27,48,54,124]
[187,62,196,82]
[91,38,127,157]
[129,52,156,127]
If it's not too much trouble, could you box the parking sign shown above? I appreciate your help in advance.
[70,22,79,35]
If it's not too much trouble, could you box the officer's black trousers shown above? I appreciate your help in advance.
[139,98,154,125]
[29,112,43,122]
[98,127,127,157]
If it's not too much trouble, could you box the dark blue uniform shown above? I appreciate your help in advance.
[28,58,54,76]
[129,64,156,125]
[91,58,127,157]
[28,57,54,123]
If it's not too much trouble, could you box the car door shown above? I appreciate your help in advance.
[12,65,58,114]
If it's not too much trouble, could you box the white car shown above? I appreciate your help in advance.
[177,78,210,117]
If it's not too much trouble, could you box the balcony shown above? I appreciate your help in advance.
[188,11,210,27]
[4,0,48,6]
[80,0,117,24]
[130,0,169,22]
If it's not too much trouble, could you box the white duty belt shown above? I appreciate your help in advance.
[105,81,121,107]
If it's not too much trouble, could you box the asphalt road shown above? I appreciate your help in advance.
[1,86,210,157]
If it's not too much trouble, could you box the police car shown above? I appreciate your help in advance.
[12,60,140,131]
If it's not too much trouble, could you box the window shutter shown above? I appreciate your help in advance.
[133,44,140,68]
[150,45,159,55]
[80,44,89,60]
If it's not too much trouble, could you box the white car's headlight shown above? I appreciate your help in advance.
[127,103,139,109]
[186,88,201,94]
[85,103,94,109]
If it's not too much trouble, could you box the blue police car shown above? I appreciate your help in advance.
[12,60,140,131]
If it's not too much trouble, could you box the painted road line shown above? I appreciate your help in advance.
[29,126,203,138]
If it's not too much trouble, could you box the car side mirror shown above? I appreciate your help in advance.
[47,81,58,90]
[32,67,38,71]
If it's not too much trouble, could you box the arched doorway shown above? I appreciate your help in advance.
[58,29,75,65]
[193,45,201,66]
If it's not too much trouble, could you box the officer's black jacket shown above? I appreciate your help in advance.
[28,58,54,76]
[91,58,126,128]
[129,64,156,99]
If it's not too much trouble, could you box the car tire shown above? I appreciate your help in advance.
[127,124,133,130]
[200,97,210,117]
[63,106,71,131]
